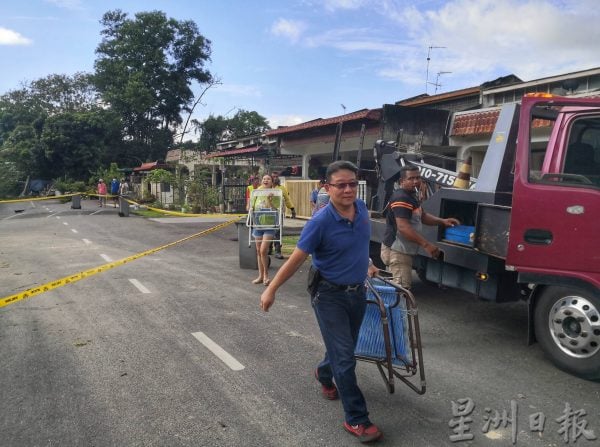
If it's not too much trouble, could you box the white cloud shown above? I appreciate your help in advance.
[218,84,262,98]
[0,27,32,45]
[382,0,600,85]
[305,27,409,53]
[271,18,307,43]
[298,0,600,92]
[268,114,312,129]
[322,0,368,11]
[44,0,83,10]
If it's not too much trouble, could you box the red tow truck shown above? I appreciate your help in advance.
[369,94,600,379]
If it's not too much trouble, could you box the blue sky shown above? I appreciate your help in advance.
[1,0,599,133]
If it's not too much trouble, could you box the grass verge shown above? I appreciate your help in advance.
[281,235,300,255]
[131,209,175,218]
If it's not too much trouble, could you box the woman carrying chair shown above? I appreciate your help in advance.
[248,174,281,286]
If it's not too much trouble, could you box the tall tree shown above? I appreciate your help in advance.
[28,73,98,114]
[0,73,123,181]
[196,114,228,151]
[227,109,270,139]
[41,109,122,179]
[94,10,212,160]
[194,110,271,151]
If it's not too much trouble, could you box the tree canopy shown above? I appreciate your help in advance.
[94,10,212,160]
[0,9,272,195]
[195,109,270,151]
[0,73,122,183]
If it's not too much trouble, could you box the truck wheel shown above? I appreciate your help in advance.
[534,286,600,380]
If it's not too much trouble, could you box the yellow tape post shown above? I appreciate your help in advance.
[0,218,239,309]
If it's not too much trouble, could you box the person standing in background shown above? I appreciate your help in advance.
[246,176,260,211]
[270,172,296,259]
[381,165,459,289]
[119,178,130,197]
[310,179,326,215]
[314,181,330,214]
[249,174,281,286]
[110,178,120,208]
[97,179,107,207]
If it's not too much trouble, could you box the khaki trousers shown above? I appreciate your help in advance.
[380,244,414,289]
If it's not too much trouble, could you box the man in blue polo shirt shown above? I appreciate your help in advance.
[260,160,381,444]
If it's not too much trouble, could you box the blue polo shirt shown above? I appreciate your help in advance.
[297,199,371,285]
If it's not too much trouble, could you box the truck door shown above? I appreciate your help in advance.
[508,98,600,287]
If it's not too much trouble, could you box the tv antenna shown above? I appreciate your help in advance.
[428,71,452,94]
[425,45,446,94]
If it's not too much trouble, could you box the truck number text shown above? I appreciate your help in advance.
[418,167,456,186]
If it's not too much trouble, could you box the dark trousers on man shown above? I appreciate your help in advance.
[312,283,369,425]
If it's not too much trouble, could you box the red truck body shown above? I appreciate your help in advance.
[509,96,600,289]
[371,95,600,379]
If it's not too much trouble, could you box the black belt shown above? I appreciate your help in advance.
[319,279,363,292]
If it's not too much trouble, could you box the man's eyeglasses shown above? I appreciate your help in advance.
[328,181,359,189]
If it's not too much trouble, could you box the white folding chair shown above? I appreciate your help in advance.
[245,188,283,247]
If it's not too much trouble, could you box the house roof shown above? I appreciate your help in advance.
[205,145,264,159]
[396,86,480,107]
[265,109,381,136]
[133,161,168,172]
[451,108,552,137]
[451,109,501,136]
[482,66,600,95]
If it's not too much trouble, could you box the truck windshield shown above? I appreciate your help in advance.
[563,117,600,186]
[528,106,600,188]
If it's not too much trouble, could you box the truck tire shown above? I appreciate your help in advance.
[534,286,600,380]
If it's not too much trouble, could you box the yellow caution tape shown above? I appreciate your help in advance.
[0,218,239,309]
[123,197,246,218]
[0,193,78,203]
[1,194,247,219]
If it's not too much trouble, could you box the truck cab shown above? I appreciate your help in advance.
[372,95,600,379]
[510,96,600,379]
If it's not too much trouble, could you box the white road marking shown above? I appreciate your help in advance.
[82,238,92,245]
[56,216,60,219]
[71,229,78,234]
[128,278,151,294]
[100,254,113,262]
[191,331,245,371]
[63,221,68,225]
[91,209,103,215]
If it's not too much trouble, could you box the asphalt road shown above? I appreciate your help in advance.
[1,198,599,447]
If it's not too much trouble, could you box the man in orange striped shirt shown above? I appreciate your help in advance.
[381,165,459,289]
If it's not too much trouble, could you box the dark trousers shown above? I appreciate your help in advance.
[312,283,369,425]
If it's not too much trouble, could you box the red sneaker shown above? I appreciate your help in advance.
[314,369,338,400]
[343,422,383,443]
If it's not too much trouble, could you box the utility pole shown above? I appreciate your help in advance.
[425,45,446,94]
[332,104,346,161]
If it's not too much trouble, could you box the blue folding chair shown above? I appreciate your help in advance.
[355,276,426,394]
